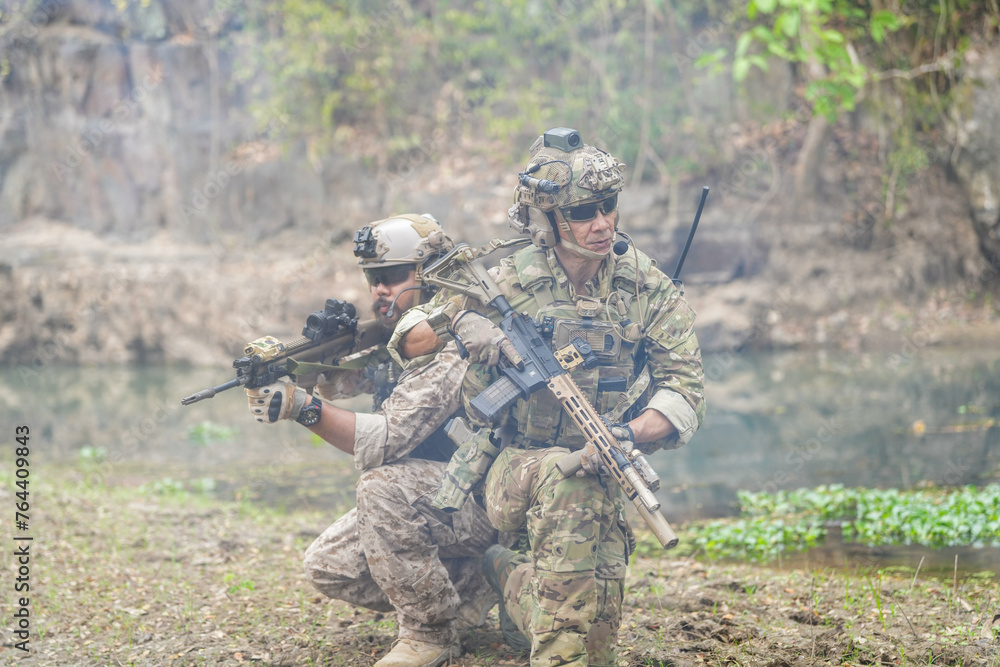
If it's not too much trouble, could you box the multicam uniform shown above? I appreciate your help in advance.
[396,243,705,666]
[302,343,497,647]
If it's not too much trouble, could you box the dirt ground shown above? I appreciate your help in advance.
[1,467,998,667]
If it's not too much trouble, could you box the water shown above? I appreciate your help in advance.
[4,349,998,571]
[660,348,1000,521]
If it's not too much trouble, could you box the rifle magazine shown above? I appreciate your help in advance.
[469,375,522,423]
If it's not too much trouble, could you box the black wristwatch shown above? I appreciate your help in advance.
[296,396,323,427]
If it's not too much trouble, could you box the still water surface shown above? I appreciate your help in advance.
[4,348,998,571]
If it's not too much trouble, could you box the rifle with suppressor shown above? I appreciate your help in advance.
[419,244,679,550]
[180,299,389,406]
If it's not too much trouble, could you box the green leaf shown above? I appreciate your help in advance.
[755,0,778,14]
[733,57,752,81]
[766,41,793,60]
[870,10,900,44]
[775,10,800,38]
[694,48,727,69]
[735,32,753,59]
[821,29,845,44]
[750,24,774,42]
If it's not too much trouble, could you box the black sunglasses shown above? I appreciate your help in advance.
[363,265,413,287]
[560,194,618,223]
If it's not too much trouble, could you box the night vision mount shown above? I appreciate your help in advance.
[352,225,378,259]
[517,127,583,194]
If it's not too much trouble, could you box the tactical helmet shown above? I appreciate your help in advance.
[353,213,454,277]
[508,127,625,256]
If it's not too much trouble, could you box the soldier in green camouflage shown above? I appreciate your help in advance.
[391,129,705,667]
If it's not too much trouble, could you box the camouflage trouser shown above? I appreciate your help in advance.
[303,458,497,645]
[485,447,628,667]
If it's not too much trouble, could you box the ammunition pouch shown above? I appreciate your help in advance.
[432,423,503,513]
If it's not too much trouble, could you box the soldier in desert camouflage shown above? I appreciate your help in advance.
[244,214,496,667]
[390,130,706,666]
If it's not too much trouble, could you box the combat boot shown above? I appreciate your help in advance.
[482,544,532,652]
[373,638,460,667]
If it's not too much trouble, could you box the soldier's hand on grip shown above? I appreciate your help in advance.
[448,310,524,368]
[246,381,309,423]
[608,423,636,450]
[576,422,634,477]
[576,441,605,477]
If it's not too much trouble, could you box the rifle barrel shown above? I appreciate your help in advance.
[181,377,244,405]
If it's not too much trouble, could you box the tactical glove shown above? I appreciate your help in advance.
[449,310,524,368]
[577,423,635,477]
[246,381,309,424]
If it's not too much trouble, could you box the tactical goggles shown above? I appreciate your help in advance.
[559,194,618,223]
[363,265,413,287]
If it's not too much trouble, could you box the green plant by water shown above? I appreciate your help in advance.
[687,484,1000,562]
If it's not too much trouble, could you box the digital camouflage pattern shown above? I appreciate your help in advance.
[305,342,497,646]
[304,458,496,645]
[313,347,384,402]
[316,344,469,468]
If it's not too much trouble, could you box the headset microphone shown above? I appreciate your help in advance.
[613,232,632,256]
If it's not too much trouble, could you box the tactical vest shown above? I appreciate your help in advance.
[498,247,656,449]
[362,347,459,463]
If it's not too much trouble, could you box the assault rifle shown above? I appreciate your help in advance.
[420,243,679,549]
[180,299,389,406]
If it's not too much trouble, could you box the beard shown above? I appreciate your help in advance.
[371,297,397,333]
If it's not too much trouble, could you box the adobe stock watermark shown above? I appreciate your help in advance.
[884,252,1000,369]
[81,399,182,489]
[340,0,406,56]
[18,270,131,384]
[377,81,496,187]
[755,416,842,496]
[49,66,165,182]
[703,285,797,384]
[180,113,290,224]
[224,238,338,349]
[0,0,68,55]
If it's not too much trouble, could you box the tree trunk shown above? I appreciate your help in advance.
[793,113,831,207]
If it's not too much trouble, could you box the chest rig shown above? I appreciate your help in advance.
[364,346,458,463]
[362,348,400,412]
[501,248,654,449]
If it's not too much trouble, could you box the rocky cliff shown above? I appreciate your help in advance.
[1,2,999,368]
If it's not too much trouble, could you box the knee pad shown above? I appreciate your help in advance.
[484,448,535,533]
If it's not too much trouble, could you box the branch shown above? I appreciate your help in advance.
[870,51,957,81]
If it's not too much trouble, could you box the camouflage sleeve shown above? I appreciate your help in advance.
[313,367,374,401]
[638,265,706,451]
[353,342,469,470]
